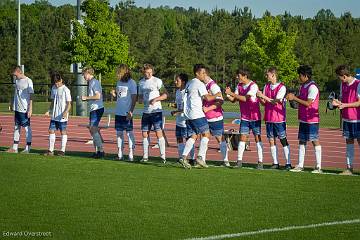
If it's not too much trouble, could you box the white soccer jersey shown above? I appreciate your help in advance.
[88,78,104,112]
[13,77,34,113]
[115,79,137,116]
[51,85,72,122]
[175,89,186,127]
[138,76,163,114]
[183,78,208,120]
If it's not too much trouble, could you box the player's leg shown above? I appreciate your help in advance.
[141,113,151,162]
[59,122,68,156]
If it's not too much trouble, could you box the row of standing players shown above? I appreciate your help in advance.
[6,64,360,175]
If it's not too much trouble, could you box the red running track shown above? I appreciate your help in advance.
[0,114,358,170]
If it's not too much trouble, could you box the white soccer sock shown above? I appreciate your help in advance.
[177,142,185,158]
[283,145,291,165]
[346,144,354,169]
[158,137,166,160]
[256,142,264,163]
[270,145,278,164]
[142,138,149,159]
[314,145,322,169]
[117,131,124,158]
[93,132,103,152]
[182,138,196,158]
[220,141,228,162]
[298,144,306,168]
[13,125,20,151]
[189,144,196,160]
[24,126,32,148]
[127,131,135,159]
[198,137,209,161]
[61,134,67,152]
[237,141,246,161]
[49,133,56,152]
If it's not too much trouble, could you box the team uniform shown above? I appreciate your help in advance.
[235,81,264,165]
[203,79,229,164]
[88,78,105,154]
[340,78,360,170]
[294,80,322,171]
[263,82,291,167]
[138,76,166,161]
[182,78,210,163]
[114,79,137,160]
[11,77,34,153]
[48,85,72,154]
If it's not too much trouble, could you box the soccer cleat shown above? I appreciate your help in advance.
[140,158,148,162]
[57,151,65,156]
[43,150,54,156]
[20,149,30,154]
[285,164,292,170]
[271,164,280,169]
[115,156,123,161]
[339,168,353,176]
[196,156,208,168]
[311,168,323,174]
[223,161,231,167]
[94,151,105,159]
[6,148,18,153]
[179,157,191,169]
[290,165,304,172]
[257,162,264,170]
[235,161,243,168]
[128,156,134,162]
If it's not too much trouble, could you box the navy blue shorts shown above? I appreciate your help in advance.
[208,120,224,137]
[240,120,261,136]
[89,108,104,127]
[49,120,67,131]
[266,122,287,139]
[115,115,133,131]
[15,111,30,127]
[176,125,188,138]
[343,121,360,139]
[298,122,319,141]
[186,117,209,136]
[141,112,163,132]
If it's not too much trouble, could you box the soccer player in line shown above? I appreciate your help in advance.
[7,66,34,153]
[286,65,322,173]
[110,64,137,161]
[179,64,221,169]
[257,67,292,170]
[225,67,264,169]
[138,64,168,163]
[81,67,105,159]
[202,68,229,167]
[332,65,360,175]
[43,72,72,156]
[170,73,196,163]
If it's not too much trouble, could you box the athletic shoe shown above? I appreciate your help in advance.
[57,151,65,156]
[115,156,123,161]
[235,161,242,168]
[43,150,54,156]
[162,158,166,164]
[257,162,264,170]
[271,164,280,169]
[290,165,304,172]
[339,169,353,176]
[285,164,292,170]
[94,151,105,159]
[6,148,18,153]
[140,158,148,162]
[179,157,191,169]
[196,156,208,168]
[223,161,231,167]
[311,168,323,174]
[128,156,134,162]
[20,149,30,154]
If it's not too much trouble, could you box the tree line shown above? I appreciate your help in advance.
[1,0,360,102]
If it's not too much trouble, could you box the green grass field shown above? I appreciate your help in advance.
[0,151,359,240]
[0,100,340,128]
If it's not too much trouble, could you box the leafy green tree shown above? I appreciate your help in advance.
[240,15,299,87]
[63,0,133,82]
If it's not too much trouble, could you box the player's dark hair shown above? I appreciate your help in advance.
[297,65,312,79]
[176,73,188,84]
[193,64,206,75]
[335,65,352,77]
